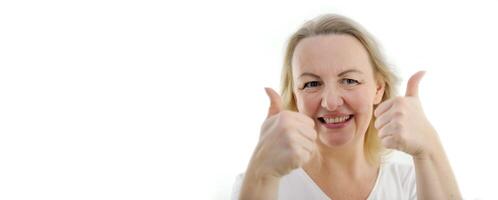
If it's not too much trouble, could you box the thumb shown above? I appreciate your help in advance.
[265,87,284,118]
[405,71,426,97]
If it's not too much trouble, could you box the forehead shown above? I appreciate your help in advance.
[291,34,373,78]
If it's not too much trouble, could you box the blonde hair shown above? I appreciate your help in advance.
[280,14,399,165]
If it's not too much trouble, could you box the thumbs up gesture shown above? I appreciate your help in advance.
[246,88,317,178]
[374,71,440,158]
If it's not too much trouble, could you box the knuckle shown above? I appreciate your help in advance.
[277,113,288,123]
[392,122,401,132]
[374,118,381,129]
[392,113,404,123]
[378,126,386,135]
[394,96,405,104]
[393,110,404,118]
[278,111,294,125]
[277,119,290,129]
[281,125,294,134]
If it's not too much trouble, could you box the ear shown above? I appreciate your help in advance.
[373,79,385,105]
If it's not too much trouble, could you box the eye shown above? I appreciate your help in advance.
[303,81,321,89]
[341,78,360,86]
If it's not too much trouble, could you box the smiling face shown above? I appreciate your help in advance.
[292,34,385,148]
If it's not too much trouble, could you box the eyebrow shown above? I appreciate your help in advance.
[298,69,363,79]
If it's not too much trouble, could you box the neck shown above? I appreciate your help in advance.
[304,139,376,179]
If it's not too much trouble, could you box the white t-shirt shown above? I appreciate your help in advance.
[231,156,417,200]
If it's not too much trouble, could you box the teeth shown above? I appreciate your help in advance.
[323,115,350,124]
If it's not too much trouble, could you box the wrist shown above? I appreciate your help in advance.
[412,128,444,160]
[413,140,444,162]
[239,164,281,200]
[245,161,281,182]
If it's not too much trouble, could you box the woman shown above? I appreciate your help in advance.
[232,14,461,200]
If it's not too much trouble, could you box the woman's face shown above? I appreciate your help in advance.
[292,34,384,148]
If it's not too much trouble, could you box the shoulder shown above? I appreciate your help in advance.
[381,151,415,182]
[230,173,245,200]
[370,151,417,200]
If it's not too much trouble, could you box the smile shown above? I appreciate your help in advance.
[318,115,353,129]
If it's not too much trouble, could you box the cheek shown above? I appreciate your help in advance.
[295,93,321,115]
[346,90,376,113]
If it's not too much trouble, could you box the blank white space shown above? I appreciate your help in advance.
[0,1,496,199]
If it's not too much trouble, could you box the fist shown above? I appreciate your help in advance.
[374,71,440,158]
[248,88,317,178]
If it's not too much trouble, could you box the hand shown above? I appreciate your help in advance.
[374,71,440,159]
[247,88,317,179]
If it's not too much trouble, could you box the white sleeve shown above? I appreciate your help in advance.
[403,163,417,200]
[230,174,244,200]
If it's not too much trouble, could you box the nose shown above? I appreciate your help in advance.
[321,87,344,111]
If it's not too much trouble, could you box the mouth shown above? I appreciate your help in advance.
[317,115,354,129]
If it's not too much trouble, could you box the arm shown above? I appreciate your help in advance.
[374,71,461,199]
[238,163,281,200]
[237,88,317,200]
[413,137,461,200]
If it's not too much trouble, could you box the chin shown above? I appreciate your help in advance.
[318,131,354,147]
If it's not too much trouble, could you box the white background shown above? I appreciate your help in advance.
[1,0,497,199]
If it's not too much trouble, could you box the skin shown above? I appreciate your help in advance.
[239,34,461,200]
[292,34,384,199]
